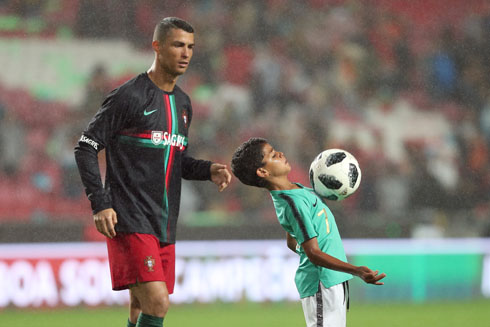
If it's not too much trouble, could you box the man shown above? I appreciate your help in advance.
[74,17,231,327]
[231,137,385,327]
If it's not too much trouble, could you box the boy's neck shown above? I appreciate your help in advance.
[267,178,300,191]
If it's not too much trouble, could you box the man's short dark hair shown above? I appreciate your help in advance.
[231,137,269,188]
[153,17,194,42]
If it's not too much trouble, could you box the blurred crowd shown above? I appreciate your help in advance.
[1,0,490,239]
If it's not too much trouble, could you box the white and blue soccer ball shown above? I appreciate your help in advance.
[309,149,362,201]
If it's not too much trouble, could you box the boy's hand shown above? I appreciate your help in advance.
[357,266,386,285]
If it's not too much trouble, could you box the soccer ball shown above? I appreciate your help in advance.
[309,149,361,201]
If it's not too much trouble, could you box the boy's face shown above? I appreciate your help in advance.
[258,143,291,179]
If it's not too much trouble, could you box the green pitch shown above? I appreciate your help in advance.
[2,300,489,327]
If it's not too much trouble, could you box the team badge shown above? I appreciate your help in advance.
[144,256,155,272]
[151,131,163,145]
[182,110,188,128]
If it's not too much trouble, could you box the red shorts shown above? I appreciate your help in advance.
[106,233,175,293]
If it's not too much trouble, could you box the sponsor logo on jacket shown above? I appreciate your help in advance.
[151,131,186,150]
[79,135,99,150]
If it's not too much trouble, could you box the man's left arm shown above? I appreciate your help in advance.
[181,150,212,180]
[181,151,231,191]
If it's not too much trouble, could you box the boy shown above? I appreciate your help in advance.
[231,137,386,327]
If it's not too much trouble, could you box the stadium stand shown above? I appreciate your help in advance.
[0,0,489,241]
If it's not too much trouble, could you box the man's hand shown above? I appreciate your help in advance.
[210,163,232,192]
[356,266,386,285]
[93,208,118,239]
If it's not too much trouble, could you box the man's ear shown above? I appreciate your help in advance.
[256,167,269,178]
[151,40,160,53]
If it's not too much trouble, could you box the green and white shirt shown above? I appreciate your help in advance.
[270,184,352,298]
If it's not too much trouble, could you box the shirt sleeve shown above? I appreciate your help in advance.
[282,196,318,245]
[74,88,131,214]
[181,149,212,180]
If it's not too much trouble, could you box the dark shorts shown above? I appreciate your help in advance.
[106,232,175,293]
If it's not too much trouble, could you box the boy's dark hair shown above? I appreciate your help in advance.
[153,17,194,42]
[231,137,269,188]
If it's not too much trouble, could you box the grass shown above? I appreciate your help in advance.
[348,299,490,327]
[1,299,489,327]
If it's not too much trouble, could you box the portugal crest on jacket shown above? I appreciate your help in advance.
[151,131,163,145]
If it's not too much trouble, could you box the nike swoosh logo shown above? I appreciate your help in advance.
[144,109,158,116]
[313,198,318,207]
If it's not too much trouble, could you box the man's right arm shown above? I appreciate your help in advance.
[74,87,132,238]
[74,137,118,239]
[74,138,112,214]
[74,86,130,214]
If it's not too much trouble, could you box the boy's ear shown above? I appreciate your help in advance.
[256,167,269,178]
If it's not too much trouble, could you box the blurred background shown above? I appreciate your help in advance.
[0,0,490,322]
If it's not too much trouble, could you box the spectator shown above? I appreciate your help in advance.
[0,103,25,177]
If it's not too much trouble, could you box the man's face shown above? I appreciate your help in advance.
[156,28,194,76]
[259,143,291,178]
